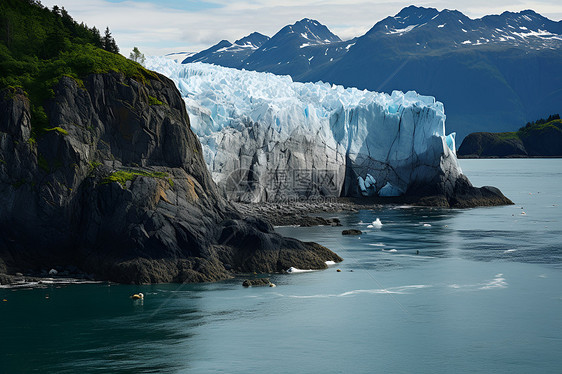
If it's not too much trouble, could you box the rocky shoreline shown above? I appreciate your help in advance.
[234,183,514,227]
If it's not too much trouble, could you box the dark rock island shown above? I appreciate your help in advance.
[458,115,562,158]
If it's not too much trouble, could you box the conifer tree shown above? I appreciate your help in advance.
[129,47,145,64]
[102,26,119,54]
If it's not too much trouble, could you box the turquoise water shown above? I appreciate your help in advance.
[1,159,561,373]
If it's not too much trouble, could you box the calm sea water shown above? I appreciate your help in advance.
[1,159,561,373]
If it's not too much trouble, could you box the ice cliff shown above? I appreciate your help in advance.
[145,58,487,204]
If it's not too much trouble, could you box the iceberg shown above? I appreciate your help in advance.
[145,57,462,202]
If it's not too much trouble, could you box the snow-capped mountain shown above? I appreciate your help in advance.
[182,32,269,68]
[183,6,562,140]
[364,6,562,50]
[241,18,346,76]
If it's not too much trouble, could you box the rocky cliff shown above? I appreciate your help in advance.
[0,72,341,284]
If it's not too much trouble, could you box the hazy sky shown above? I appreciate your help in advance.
[40,0,562,56]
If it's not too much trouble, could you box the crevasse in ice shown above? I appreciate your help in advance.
[145,57,461,202]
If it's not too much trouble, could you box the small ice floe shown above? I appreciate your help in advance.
[503,249,516,254]
[371,218,383,228]
[387,249,398,253]
[286,267,315,273]
[325,260,337,266]
[48,269,58,275]
[423,223,431,227]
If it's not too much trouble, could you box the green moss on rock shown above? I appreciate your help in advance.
[148,95,164,105]
[102,170,171,187]
[45,127,69,136]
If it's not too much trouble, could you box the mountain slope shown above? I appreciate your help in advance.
[186,7,562,140]
[240,18,344,76]
[182,32,269,68]
[303,7,562,140]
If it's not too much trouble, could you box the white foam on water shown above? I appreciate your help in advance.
[480,274,507,290]
[394,254,435,259]
[368,243,385,247]
[282,284,431,299]
[449,274,508,291]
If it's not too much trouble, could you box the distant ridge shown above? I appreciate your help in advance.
[180,7,562,140]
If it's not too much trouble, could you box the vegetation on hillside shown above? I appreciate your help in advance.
[0,0,157,136]
[476,114,562,141]
[518,114,561,138]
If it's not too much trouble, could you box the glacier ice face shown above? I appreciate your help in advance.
[145,57,462,202]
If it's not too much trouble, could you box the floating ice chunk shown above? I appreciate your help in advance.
[371,218,383,228]
[423,223,431,227]
[325,260,337,266]
[286,267,315,273]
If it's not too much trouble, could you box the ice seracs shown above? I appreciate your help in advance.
[145,58,462,202]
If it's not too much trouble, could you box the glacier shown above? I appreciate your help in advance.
[145,57,461,202]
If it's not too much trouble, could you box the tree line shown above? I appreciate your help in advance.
[0,0,119,58]
[521,114,560,130]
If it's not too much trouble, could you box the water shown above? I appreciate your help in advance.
[1,159,561,373]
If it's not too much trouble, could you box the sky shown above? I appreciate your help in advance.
[40,0,562,56]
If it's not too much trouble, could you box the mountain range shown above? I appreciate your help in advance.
[182,6,562,140]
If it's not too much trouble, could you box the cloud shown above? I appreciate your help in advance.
[40,0,562,56]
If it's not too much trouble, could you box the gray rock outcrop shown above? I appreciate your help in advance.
[0,72,341,284]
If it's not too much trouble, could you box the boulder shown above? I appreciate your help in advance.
[342,229,362,235]
[242,278,271,287]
